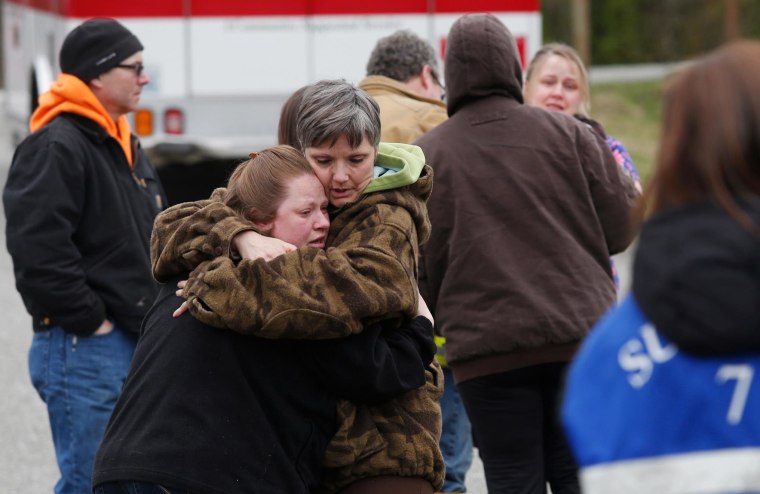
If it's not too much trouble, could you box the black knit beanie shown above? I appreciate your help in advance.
[59,18,143,82]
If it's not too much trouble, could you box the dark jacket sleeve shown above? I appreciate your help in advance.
[577,122,640,255]
[308,316,436,403]
[3,134,106,334]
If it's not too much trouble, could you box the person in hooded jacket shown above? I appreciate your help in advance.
[562,40,760,494]
[2,18,165,494]
[413,13,639,494]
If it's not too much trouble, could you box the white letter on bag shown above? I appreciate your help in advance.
[618,339,653,388]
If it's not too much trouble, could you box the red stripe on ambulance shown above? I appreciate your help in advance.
[7,0,540,17]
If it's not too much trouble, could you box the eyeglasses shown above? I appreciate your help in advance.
[115,62,145,77]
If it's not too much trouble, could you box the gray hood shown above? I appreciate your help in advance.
[444,13,524,116]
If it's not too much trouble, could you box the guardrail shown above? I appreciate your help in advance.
[589,62,688,84]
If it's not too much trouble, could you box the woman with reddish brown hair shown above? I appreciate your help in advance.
[562,40,760,494]
[92,146,437,494]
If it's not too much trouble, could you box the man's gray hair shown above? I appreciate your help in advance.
[297,80,381,149]
[366,29,440,83]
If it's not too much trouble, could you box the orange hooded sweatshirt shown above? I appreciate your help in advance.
[30,73,134,167]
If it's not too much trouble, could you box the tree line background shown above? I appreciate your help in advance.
[543,0,760,65]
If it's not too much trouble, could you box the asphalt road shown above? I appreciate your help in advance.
[0,105,60,493]
[0,106,634,493]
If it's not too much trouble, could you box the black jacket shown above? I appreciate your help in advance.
[633,199,760,355]
[93,278,435,494]
[3,113,166,335]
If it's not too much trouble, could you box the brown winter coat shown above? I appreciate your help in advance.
[150,165,444,492]
[415,14,640,383]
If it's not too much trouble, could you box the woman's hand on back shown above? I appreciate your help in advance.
[233,230,297,261]
[174,280,189,317]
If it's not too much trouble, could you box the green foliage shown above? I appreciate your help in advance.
[541,0,573,47]
[591,0,645,64]
[591,80,663,183]
[542,0,760,65]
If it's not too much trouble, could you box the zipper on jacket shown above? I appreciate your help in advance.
[126,135,163,210]
[129,136,147,190]
[130,137,164,211]
[132,171,148,189]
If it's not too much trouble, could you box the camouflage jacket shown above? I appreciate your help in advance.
[150,164,444,490]
[152,165,432,338]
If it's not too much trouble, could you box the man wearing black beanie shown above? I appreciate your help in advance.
[3,17,166,494]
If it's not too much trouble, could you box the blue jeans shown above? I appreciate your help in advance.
[29,325,137,494]
[440,366,473,492]
[94,480,192,493]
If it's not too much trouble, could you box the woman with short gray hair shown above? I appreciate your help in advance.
[151,79,444,494]
[297,79,381,150]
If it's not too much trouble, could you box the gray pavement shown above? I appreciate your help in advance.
[0,105,59,493]
[0,102,634,493]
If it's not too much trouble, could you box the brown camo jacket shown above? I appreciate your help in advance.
[150,165,445,491]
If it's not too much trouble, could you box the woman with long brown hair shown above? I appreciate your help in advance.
[562,40,760,494]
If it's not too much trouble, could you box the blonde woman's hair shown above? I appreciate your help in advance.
[525,42,590,117]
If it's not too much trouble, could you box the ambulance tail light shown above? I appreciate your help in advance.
[164,108,184,135]
[134,108,153,136]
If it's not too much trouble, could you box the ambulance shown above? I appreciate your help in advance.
[3,0,541,165]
